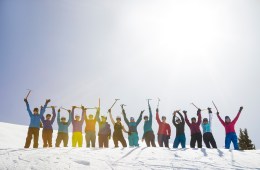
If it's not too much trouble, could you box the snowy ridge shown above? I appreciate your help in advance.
[0,122,260,170]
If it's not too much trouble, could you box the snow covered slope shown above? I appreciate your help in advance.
[0,122,260,170]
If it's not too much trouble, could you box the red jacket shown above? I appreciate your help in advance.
[156,111,171,136]
[217,111,241,134]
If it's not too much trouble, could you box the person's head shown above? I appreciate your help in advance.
[162,116,166,123]
[203,118,208,124]
[130,117,135,123]
[33,108,39,115]
[75,115,80,121]
[46,114,51,120]
[175,117,181,124]
[144,115,148,121]
[116,116,121,123]
[101,116,107,122]
[191,117,196,123]
[225,116,231,123]
[61,117,66,123]
[88,114,94,120]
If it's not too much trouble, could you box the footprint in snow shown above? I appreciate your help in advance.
[74,160,90,166]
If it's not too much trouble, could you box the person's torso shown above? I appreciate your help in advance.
[58,122,70,133]
[72,120,83,132]
[114,123,123,136]
[42,120,53,129]
[99,122,110,135]
[158,122,170,135]
[30,115,41,128]
[189,123,201,134]
[176,123,185,136]
[224,122,235,134]
[85,119,96,132]
[202,123,211,134]
[128,122,138,133]
[143,121,152,133]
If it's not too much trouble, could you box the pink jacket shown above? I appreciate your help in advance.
[217,112,241,134]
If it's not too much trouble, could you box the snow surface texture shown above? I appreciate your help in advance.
[0,122,260,170]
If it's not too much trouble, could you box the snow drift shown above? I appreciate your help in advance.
[0,122,259,170]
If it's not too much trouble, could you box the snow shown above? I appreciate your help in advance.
[0,122,260,170]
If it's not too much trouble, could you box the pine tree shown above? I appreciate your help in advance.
[238,128,256,150]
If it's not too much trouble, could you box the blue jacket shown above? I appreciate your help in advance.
[201,113,213,134]
[57,111,72,133]
[41,108,56,130]
[26,102,47,128]
[142,106,153,139]
[122,110,142,133]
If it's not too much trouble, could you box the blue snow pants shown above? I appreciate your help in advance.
[225,132,239,150]
[128,132,139,147]
[173,134,186,148]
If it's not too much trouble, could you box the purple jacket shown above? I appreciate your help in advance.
[184,112,202,135]
[41,108,56,130]
[72,108,84,133]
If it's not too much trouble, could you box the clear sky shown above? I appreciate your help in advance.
[1,0,260,148]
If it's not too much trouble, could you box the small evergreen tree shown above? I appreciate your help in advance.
[239,128,256,150]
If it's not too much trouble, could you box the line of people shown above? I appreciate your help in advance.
[23,98,243,150]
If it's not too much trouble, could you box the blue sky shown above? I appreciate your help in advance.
[0,0,260,148]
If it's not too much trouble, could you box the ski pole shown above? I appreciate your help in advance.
[212,101,219,112]
[191,103,199,109]
[25,89,32,100]
[107,99,120,112]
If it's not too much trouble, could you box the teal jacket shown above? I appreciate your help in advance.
[201,113,213,134]
[142,106,153,139]
[57,111,72,133]
[122,110,142,133]
[26,102,47,128]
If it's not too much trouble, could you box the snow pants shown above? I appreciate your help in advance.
[55,132,69,147]
[24,127,39,148]
[98,134,109,148]
[143,131,156,147]
[113,134,127,147]
[190,132,202,148]
[42,129,53,147]
[225,132,239,150]
[72,132,83,147]
[158,134,169,147]
[85,131,96,148]
[173,134,186,148]
[128,132,139,147]
[203,132,217,148]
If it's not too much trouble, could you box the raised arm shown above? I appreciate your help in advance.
[197,109,202,125]
[95,107,100,123]
[67,111,72,125]
[122,109,129,126]
[50,107,56,124]
[177,111,185,125]
[108,109,115,125]
[156,108,161,124]
[40,99,50,117]
[172,111,177,126]
[71,106,75,123]
[80,107,86,124]
[57,110,61,124]
[24,99,33,117]
[183,111,191,127]
[136,110,144,126]
[232,107,243,125]
[217,113,225,126]
[148,105,153,123]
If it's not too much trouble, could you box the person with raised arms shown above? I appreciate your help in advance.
[84,108,98,148]
[156,108,171,147]
[121,105,144,147]
[217,106,243,150]
[96,108,111,148]
[56,108,72,147]
[172,110,186,148]
[40,106,56,148]
[71,106,85,147]
[109,109,128,147]
[24,98,50,148]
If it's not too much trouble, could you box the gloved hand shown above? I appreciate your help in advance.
[239,106,243,112]
[46,99,51,103]
[217,112,219,115]
[183,110,187,114]
[197,109,201,114]
[68,110,71,114]
[81,105,85,110]
[156,108,159,113]
[140,110,145,115]
[72,106,76,109]
[208,107,212,113]
[58,109,61,112]
[24,98,28,103]
[108,109,111,113]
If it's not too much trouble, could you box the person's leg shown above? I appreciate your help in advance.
[48,130,53,147]
[64,133,69,147]
[72,132,77,147]
[85,132,91,147]
[164,135,169,148]
[24,128,33,148]
[190,135,196,148]
[98,135,102,148]
[33,128,39,148]
[113,135,119,147]
[119,136,127,147]
[203,133,211,148]
[144,135,150,147]
[92,132,96,148]
[197,133,202,148]
[128,134,134,147]
[158,134,163,147]
[104,135,109,148]
[181,134,186,148]
[231,133,239,150]
[78,133,83,147]
[209,133,217,149]
[173,136,180,148]
[151,132,156,147]
[133,133,139,147]
[55,133,62,147]
[225,133,232,149]
[42,130,48,148]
